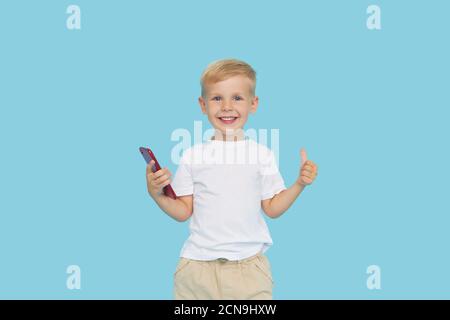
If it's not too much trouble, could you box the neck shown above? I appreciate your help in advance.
[211,130,245,142]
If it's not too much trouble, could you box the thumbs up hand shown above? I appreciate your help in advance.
[296,148,318,187]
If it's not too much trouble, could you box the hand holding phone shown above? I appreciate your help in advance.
[140,147,177,200]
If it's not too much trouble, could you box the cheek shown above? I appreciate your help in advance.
[211,102,222,109]
[238,105,252,117]
[205,103,219,115]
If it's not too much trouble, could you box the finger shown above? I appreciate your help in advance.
[302,166,314,174]
[303,162,317,174]
[157,178,171,187]
[160,168,171,178]
[146,172,154,181]
[304,160,315,167]
[146,160,155,174]
[155,167,170,174]
[153,168,168,179]
[155,171,171,182]
[161,179,171,187]
[152,177,169,187]
[154,174,170,184]
[302,170,317,178]
[148,162,158,175]
[300,148,308,167]
[302,177,313,184]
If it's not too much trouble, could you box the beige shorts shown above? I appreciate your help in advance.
[173,252,274,300]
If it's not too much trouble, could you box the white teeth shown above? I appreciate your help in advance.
[220,117,236,120]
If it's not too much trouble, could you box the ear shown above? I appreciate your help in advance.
[250,95,259,114]
[198,96,207,114]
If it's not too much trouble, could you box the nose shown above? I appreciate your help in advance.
[221,101,233,111]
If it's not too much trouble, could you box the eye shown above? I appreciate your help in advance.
[234,96,243,101]
[212,96,221,101]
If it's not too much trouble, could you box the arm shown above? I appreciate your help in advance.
[261,148,318,219]
[152,193,193,222]
[262,183,305,219]
[146,160,193,222]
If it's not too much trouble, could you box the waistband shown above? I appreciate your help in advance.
[216,252,262,264]
[185,251,263,265]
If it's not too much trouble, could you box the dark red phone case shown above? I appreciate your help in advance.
[139,147,177,200]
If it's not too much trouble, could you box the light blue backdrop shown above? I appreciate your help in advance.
[1,0,449,299]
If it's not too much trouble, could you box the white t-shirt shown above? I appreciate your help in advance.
[171,136,287,261]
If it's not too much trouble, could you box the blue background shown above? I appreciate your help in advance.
[1,0,449,299]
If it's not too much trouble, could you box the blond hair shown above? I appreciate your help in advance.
[200,58,256,97]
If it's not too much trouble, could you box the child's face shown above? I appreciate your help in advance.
[198,75,258,140]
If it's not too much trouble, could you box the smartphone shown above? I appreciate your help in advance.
[139,147,177,200]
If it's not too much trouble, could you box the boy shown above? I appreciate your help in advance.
[145,59,318,300]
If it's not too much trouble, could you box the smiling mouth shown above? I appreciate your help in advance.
[218,116,239,124]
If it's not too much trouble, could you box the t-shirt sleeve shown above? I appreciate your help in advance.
[260,149,287,200]
[171,150,194,197]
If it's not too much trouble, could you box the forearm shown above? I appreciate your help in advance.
[151,194,191,222]
[266,182,306,219]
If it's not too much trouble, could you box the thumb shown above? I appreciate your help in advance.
[149,160,156,171]
[300,148,308,167]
